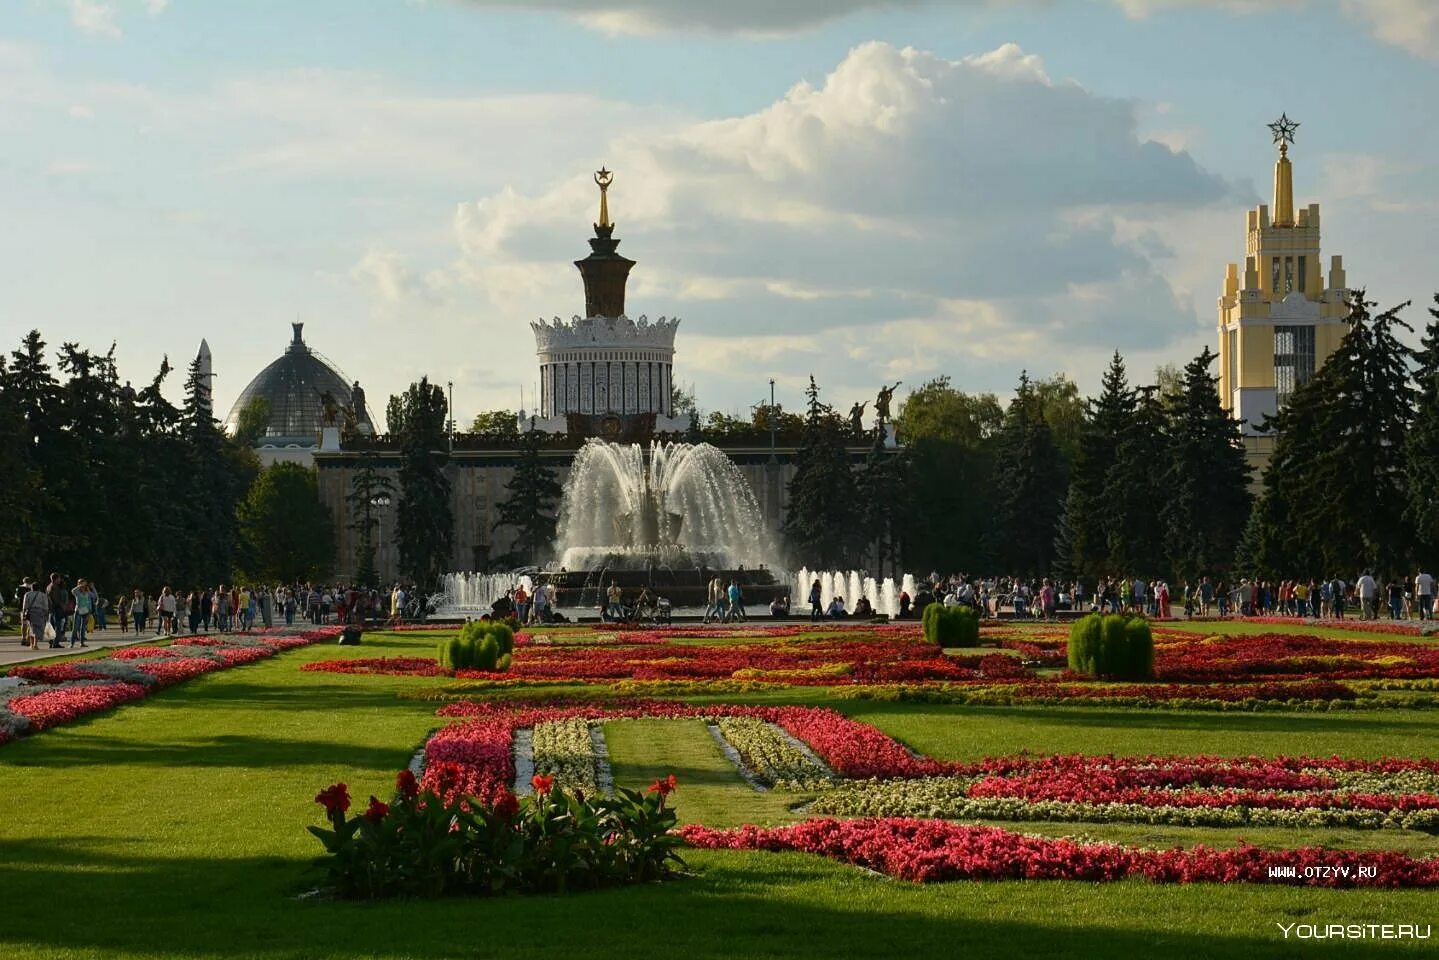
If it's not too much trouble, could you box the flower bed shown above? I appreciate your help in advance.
[808,755,1439,831]
[302,657,448,677]
[679,819,1439,887]
[422,699,949,803]
[531,718,600,793]
[0,627,342,747]
[714,717,835,790]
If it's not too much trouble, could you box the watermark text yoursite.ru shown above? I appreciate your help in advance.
[1277,923,1431,941]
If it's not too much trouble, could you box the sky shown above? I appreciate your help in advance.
[1,0,1436,429]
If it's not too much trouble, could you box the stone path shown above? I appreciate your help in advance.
[0,630,183,668]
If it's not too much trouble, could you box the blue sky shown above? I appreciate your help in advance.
[2,0,1435,426]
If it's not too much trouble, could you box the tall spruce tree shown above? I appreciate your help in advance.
[1103,385,1167,577]
[1406,294,1439,559]
[989,372,1065,576]
[1247,292,1414,577]
[1162,347,1252,584]
[493,430,563,566]
[783,376,858,568]
[1064,352,1136,576]
[347,450,395,586]
[855,424,905,579]
[388,377,453,586]
[235,463,336,583]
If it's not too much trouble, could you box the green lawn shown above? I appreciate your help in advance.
[0,626,1435,959]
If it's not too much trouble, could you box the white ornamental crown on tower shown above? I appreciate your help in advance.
[530,314,680,353]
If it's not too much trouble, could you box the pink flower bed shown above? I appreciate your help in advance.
[679,818,1439,887]
[0,627,342,747]
[7,683,149,731]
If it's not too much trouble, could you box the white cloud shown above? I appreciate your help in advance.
[145,0,169,14]
[457,0,1437,58]
[69,0,121,37]
[408,41,1238,412]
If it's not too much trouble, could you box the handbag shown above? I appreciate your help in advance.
[43,622,56,643]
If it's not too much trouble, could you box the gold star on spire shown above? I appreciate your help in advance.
[1268,113,1299,151]
[594,167,613,229]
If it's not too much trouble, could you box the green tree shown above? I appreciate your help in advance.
[236,463,336,583]
[989,372,1066,575]
[469,410,519,436]
[388,377,453,586]
[180,353,257,584]
[347,451,395,586]
[1406,294,1439,558]
[493,429,563,566]
[783,376,858,568]
[1247,293,1414,577]
[856,427,906,579]
[1062,351,1136,577]
[1102,385,1168,577]
[1161,348,1252,584]
[1032,373,1085,468]
[233,395,271,446]
[894,376,1001,572]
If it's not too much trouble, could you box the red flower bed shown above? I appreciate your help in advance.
[303,657,448,677]
[679,818,1439,887]
[960,753,1439,815]
[0,628,342,748]
[423,698,948,801]
[7,683,149,731]
[1153,632,1439,683]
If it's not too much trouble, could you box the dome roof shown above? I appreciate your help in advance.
[223,323,374,446]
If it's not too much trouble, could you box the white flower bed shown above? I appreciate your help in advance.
[716,717,835,791]
[532,718,600,793]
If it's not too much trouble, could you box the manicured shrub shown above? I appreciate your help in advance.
[1067,613,1153,680]
[438,621,515,672]
[923,604,980,649]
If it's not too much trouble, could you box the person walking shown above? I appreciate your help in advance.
[130,589,148,634]
[158,587,177,636]
[1356,571,1378,621]
[808,578,823,623]
[69,577,94,647]
[21,580,49,651]
[726,580,746,622]
[45,573,69,649]
[1415,570,1434,621]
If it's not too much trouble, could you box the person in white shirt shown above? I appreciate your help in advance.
[1355,572,1378,621]
[1415,571,1434,620]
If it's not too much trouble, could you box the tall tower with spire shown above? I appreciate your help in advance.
[1217,116,1351,464]
[529,169,687,438]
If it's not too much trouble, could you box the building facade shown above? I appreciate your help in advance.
[1217,115,1350,472]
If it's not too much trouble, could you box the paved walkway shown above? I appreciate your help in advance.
[0,630,175,669]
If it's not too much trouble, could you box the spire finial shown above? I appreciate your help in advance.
[594,167,613,230]
[1268,114,1298,227]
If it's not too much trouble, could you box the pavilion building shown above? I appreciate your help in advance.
[1216,115,1351,473]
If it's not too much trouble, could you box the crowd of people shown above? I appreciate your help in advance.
[12,575,437,649]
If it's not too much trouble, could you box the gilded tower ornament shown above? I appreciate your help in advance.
[594,167,613,229]
[1268,113,1300,154]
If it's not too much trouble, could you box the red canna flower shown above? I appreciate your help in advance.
[364,795,390,823]
[648,773,678,797]
[531,774,555,794]
[395,768,419,800]
[315,782,350,816]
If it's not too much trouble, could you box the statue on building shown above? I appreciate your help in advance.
[320,390,339,427]
[874,381,902,426]
[848,401,868,438]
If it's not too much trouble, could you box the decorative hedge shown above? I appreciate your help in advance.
[1067,614,1153,680]
[923,603,980,649]
[438,620,515,672]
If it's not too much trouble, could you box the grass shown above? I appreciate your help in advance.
[0,625,1435,958]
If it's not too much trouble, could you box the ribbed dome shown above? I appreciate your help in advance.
[223,323,374,446]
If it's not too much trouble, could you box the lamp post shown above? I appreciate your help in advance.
[446,380,455,452]
[371,494,392,582]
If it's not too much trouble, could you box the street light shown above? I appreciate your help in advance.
[371,494,392,582]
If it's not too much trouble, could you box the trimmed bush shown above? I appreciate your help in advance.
[1067,613,1153,680]
[923,603,980,649]
[437,620,516,672]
